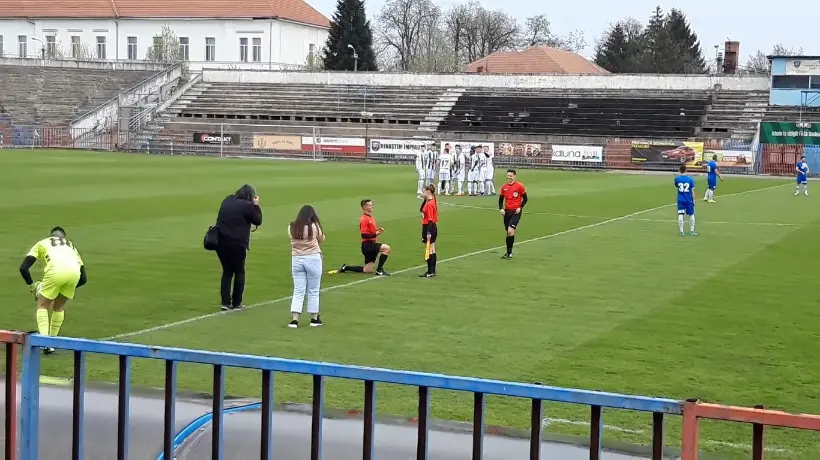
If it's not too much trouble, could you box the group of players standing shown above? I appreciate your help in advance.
[415,143,496,197]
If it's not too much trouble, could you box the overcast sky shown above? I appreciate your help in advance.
[309,0,816,63]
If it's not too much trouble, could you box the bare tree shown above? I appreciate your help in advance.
[519,14,587,53]
[376,0,441,71]
[443,3,471,71]
[409,8,457,72]
[520,14,551,47]
[146,25,182,62]
[744,43,804,74]
[461,5,519,62]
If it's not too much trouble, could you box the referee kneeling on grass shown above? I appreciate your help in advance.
[499,169,527,259]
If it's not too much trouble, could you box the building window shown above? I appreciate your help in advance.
[178,37,189,60]
[127,36,137,60]
[45,35,57,58]
[71,36,81,58]
[239,38,248,62]
[811,76,820,90]
[96,36,106,59]
[252,37,262,62]
[18,35,27,58]
[772,75,810,89]
[205,37,215,61]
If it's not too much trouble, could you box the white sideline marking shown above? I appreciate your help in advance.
[102,182,790,342]
[541,417,793,453]
[444,202,805,227]
[443,183,799,228]
[541,417,644,434]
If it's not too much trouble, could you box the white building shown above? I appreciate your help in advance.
[0,0,330,69]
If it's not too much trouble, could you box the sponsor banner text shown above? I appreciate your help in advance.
[498,142,543,157]
[369,139,432,155]
[301,136,366,154]
[631,140,703,166]
[193,132,239,145]
[759,122,820,145]
[551,145,603,163]
[253,135,302,151]
[784,59,820,76]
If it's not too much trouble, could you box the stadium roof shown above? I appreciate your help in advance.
[466,46,609,75]
[0,0,330,29]
[767,55,820,60]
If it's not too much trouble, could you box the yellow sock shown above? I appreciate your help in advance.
[36,309,50,336]
[50,310,65,337]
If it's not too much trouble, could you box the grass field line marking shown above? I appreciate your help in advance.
[541,417,644,434]
[443,183,799,227]
[541,417,793,453]
[103,182,789,342]
[443,202,806,228]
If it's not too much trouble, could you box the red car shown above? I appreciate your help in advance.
[661,146,697,163]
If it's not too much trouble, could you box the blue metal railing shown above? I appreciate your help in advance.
[13,332,682,460]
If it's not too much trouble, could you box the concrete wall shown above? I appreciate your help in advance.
[0,56,168,71]
[0,18,326,68]
[202,70,771,91]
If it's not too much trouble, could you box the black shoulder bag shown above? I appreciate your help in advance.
[204,223,219,251]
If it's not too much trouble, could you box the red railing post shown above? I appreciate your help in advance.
[680,399,700,460]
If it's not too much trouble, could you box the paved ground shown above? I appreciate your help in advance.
[0,377,663,459]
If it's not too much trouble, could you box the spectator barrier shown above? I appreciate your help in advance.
[1,330,680,460]
[1,122,816,177]
[5,330,820,459]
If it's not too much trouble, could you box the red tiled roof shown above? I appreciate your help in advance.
[0,0,329,28]
[466,46,609,75]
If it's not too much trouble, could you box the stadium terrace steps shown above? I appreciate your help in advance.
[157,119,428,139]
[167,82,447,127]
[763,106,820,122]
[419,87,466,132]
[145,82,779,142]
[0,65,156,125]
[440,88,711,139]
[701,90,769,139]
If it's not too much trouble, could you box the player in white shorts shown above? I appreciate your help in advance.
[437,148,453,195]
[477,147,488,195]
[425,146,437,186]
[467,147,480,196]
[414,147,426,197]
[483,149,496,195]
[453,145,466,195]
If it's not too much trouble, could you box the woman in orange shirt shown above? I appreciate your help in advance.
[420,185,439,277]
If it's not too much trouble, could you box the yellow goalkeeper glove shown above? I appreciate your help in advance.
[29,281,40,300]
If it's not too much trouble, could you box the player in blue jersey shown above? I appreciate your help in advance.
[795,156,809,196]
[674,165,697,236]
[703,154,723,202]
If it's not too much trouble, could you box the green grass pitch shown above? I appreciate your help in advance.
[2,149,820,458]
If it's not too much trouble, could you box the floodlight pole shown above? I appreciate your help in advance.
[347,44,359,72]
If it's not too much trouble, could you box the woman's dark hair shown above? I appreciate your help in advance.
[235,184,256,201]
[290,205,321,240]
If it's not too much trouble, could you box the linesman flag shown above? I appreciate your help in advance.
[424,235,431,261]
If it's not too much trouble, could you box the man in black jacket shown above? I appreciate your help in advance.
[215,184,262,310]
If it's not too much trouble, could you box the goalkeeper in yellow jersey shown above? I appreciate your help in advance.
[19,226,87,354]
